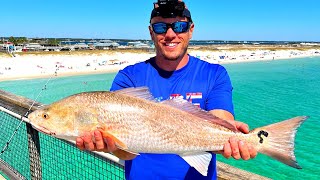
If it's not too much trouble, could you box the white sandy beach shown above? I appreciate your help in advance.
[0,48,319,82]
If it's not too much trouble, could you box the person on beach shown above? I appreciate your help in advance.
[76,0,257,179]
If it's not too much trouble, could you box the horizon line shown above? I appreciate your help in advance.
[1,37,320,43]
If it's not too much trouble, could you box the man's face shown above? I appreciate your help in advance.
[149,17,194,61]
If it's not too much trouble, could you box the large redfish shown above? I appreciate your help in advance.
[27,87,307,176]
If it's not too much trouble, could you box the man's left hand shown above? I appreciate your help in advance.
[221,121,257,160]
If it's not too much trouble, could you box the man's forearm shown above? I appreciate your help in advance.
[209,109,235,121]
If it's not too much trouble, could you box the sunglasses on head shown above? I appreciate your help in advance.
[151,21,191,34]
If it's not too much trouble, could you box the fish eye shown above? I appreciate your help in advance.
[42,113,49,119]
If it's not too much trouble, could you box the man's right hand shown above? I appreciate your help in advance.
[76,130,117,153]
[76,130,137,160]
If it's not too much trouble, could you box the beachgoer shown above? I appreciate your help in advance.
[76,0,257,179]
[8,45,14,53]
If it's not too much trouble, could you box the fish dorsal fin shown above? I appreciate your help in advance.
[180,152,212,176]
[161,98,238,132]
[114,87,156,101]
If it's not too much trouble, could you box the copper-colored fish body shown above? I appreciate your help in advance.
[28,87,307,176]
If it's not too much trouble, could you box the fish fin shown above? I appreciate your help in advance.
[114,87,156,101]
[161,98,238,132]
[253,116,308,169]
[98,129,140,160]
[97,128,128,148]
[180,152,212,176]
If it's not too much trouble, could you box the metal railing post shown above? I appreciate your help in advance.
[26,123,42,180]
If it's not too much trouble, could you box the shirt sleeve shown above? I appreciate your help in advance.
[110,70,136,91]
[206,66,234,116]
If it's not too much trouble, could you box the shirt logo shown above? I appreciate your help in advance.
[169,92,203,108]
[186,92,203,100]
[169,94,184,99]
[186,92,202,108]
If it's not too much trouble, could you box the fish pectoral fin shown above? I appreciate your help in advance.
[98,129,140,160]
[180,152,212,176]
[98,128,128,148]
[112,142,140,160]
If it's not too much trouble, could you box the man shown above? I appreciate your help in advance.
[76,1,257,179]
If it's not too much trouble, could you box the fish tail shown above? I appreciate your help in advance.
[253,116,308,169]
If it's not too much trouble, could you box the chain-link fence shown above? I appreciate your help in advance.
[0,90,125,180]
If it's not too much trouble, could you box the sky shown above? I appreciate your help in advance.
[1,0,319,41]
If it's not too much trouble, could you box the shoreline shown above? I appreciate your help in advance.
[1,48,319,82]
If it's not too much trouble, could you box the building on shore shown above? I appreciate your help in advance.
[94,40,120,50]
[127,41,152,48]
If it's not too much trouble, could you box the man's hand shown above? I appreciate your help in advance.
[221,121,257,160]
[76,130,137,160]
[76,130,117,153]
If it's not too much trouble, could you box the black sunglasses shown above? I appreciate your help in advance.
[151,21,191,34]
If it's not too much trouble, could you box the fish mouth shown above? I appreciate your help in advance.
[31,124,56,136]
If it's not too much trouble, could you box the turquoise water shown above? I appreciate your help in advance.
[1,57,319,179]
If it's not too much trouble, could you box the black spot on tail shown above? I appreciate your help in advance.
[258,130,269,144]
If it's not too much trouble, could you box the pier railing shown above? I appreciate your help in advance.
[0,89,269,180]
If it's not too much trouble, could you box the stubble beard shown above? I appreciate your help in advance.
[158,44,189,61]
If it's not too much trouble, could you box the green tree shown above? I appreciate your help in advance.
[8,36,16,44]
[16,37,28,45]
[30,39,37,43]
[48,39,60,46]
[7,36,28,45]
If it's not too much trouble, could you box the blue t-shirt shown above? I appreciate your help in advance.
[110,55,234,180]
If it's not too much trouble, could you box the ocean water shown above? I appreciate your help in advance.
[0,57,319,179]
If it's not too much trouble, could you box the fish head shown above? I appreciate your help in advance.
[27,102,79,137]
